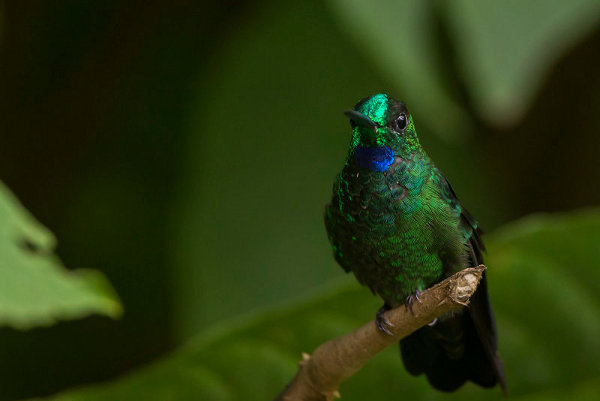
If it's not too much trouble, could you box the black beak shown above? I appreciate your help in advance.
[344,109,378,129]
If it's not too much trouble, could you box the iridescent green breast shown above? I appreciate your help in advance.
[325,154,466,306]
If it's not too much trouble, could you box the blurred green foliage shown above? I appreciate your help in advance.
[1,0,600,399]
[35,209,600,400]
[442,0,600,124]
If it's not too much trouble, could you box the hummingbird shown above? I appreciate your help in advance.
[324,94,506,392]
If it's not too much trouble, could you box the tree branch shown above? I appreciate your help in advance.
[274,265,486,401]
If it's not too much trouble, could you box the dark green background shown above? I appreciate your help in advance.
[1,1,599,399]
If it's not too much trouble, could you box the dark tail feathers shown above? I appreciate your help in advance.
[400,274,506,392]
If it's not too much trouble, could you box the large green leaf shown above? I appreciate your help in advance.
[327,0,470,141]
[328,0,600,127]
[0,181,121,329]
[443,0,600,125]
[39,208,600,400]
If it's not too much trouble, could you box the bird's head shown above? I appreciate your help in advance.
[345,94,421,172]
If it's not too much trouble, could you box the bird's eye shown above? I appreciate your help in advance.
[395,114,407,131]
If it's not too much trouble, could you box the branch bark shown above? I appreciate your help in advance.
[274,265,486,401]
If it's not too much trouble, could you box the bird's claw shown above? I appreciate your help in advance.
[404,290,423,315]
[375,304,394,336]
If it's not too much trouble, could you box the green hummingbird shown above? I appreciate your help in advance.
[324,94,506,392]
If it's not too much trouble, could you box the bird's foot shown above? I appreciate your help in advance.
[375,304,394,336]
[427,317,438,327]
[404,290,423,315]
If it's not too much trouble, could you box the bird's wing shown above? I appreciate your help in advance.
[435,169,485,265]
[434,169,507,392]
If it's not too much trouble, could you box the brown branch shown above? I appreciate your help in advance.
[274,265,486,401]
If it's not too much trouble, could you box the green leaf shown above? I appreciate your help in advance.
[39,208,600,400]
[443,0,600,126]
[327,0,470,141]
[328,0,600,128]
[0,181,122,329]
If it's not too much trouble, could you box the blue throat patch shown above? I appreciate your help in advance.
[354,146,394,172]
